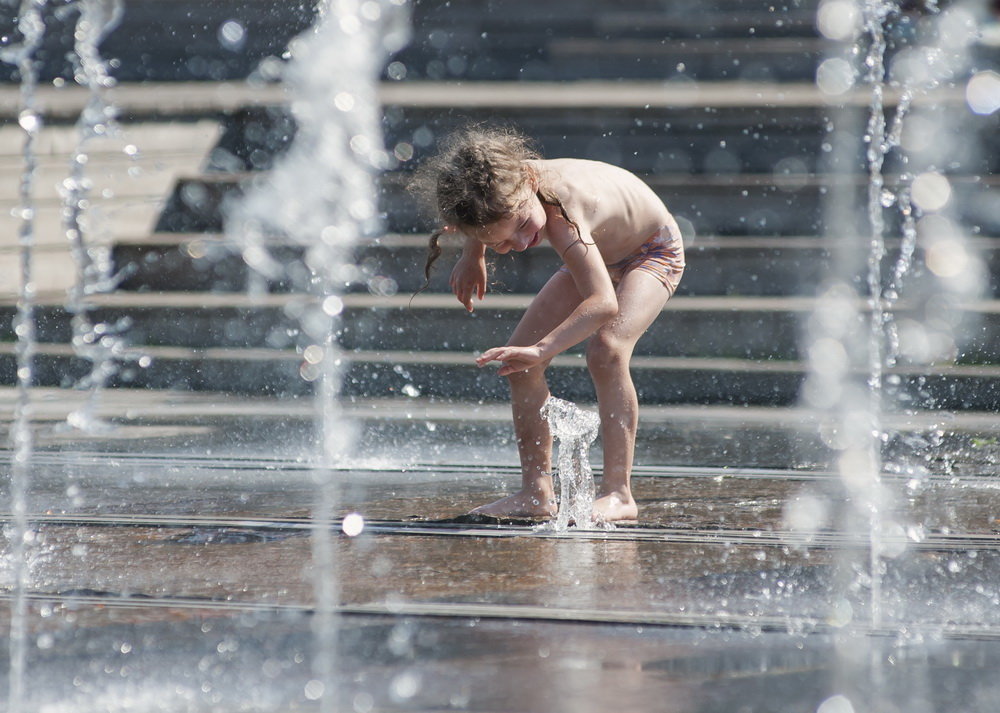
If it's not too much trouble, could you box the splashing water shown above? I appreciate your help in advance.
[540,396,600,530]
[1,2,46,710]
[859,0,982,630]
[3,1,129,707]
[857,0,895,633]
[808,0,986,633]
[225,1,409,708]
[60,0,128,433]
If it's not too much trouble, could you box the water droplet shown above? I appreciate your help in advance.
[966,70,1000,115]
[816,57,855,95]
[342,513,365,536]
[218,20,246,50]
[322,295,344,316]
[304,679,325,701]
[334,92,355,112]
[393,142,414,161]
[18,110,41,134]
[303,344,324,364]
[911,171,951,212]
[390,671,420,701]
[353,692,375,713]
[340,15,361,34]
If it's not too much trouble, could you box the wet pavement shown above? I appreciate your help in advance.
[2,390,1000,711]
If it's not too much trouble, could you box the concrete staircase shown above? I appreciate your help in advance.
[3,0,1000,412]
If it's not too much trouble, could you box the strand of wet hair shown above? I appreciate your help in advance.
[409,228,445,306]
[537,189,593,254]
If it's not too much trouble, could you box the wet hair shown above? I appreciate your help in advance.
[410,125,582,294]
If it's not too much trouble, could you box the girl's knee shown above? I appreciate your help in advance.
[586,336,630,373]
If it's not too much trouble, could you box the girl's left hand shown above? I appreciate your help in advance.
[476,345,544,376]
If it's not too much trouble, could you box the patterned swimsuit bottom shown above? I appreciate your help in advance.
[561,222,686,297]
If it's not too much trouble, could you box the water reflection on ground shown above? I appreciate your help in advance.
[2,402,1000,711]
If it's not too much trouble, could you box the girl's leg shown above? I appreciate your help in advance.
[472,270,583,517]
[586,269,673,523]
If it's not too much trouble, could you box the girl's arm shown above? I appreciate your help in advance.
[535,225,618,355]
[450,233,487,312]
[477,221,618,375]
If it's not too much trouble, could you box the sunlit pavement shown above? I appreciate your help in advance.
[2,389,1000,711]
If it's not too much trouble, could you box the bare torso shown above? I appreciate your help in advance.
[529,158,675,263]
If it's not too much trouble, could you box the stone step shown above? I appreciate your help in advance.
[4,341,1000,410]
[105,232,1000,300]
[0,247,78,297]
[153,170,1000,238]
[8,386,1000,443]
[0,121,222,159]
[0,121,222,255]
[229,103,841,175]
[0,292,808,360]
[0,159,203,202]
[2,1,830,84]
[593,6,820,37]
[2,80,967,122]
[399,14,998,82]
[0,198,162,251]
[407,0,822,34]
[5,293,1000,367]
[509,36,825,81]
[399,34,828,82]
[218,97,999,177]
[110,233,830,297]
[391,0,830,82]
[0,0,317,84]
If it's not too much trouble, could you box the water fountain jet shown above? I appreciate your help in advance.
[539,395,600,530]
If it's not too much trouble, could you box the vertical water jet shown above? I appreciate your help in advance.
[225,1,409,707]
[1,2,46,709]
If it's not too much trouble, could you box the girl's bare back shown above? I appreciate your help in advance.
[530,158,674,263]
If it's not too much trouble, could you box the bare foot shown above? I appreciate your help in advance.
[592,491,638,524]
[470,488,557,519]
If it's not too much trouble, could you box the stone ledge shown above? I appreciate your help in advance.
[0,80,969,120]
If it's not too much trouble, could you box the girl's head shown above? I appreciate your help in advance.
[411,125,579,292]
[422,124,540,231]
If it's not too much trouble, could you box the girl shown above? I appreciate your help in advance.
[416,126,685,524]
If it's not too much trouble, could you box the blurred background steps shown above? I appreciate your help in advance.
[3,291,1000,408]
[153,169,1000,238]
[207,98,1000,232]
[0,0,828,84]
[6,339,1000,410]
[0,293,812,358]
[6,290,1000,365]
[0,0,317,84]
[105,231,1000,299]
[0,121,221,295]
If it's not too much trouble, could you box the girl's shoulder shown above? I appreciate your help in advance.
[536,158,670,240]
[535,158,635,193]
[537,157,629,176]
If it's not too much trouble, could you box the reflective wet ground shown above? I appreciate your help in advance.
[2,392,1000,711]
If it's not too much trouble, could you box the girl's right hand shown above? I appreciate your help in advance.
[449,253,487,312]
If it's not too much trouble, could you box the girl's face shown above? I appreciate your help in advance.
[472,192,547,255]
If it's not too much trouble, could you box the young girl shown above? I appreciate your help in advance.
[416,126,685,524]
